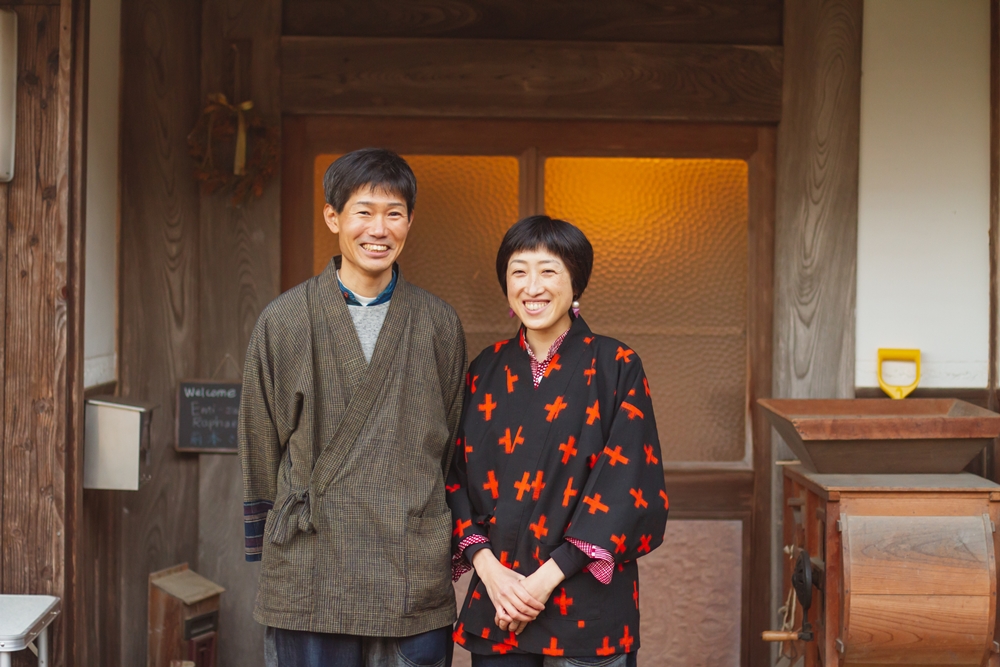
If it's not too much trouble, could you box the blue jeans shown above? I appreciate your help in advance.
[266,625,453,667]
[470,653,636,667]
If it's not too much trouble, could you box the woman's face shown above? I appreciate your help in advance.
[506,247,574,336]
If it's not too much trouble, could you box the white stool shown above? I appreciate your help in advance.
[0,595,60,667]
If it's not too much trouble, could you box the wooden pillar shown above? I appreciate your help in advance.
[989,0,999,476]
[196,1,281,665]
[773,0,863,657]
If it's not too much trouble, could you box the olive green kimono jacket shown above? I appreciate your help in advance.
[238,259,466,636]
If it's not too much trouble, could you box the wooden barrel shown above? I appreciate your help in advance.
[841,514,996,665]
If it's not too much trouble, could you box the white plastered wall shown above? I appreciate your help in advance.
[83,0,122,388]
[856,0,990,389]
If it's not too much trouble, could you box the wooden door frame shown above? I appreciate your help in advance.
[282,116,775,665]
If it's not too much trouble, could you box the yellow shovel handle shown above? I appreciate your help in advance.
[877,348,920,399]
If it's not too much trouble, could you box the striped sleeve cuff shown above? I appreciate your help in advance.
[244,499,273,562]
[566,537,615,585]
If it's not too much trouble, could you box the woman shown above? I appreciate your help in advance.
[447,216,669,666]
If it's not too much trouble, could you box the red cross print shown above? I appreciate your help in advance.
[542,638,565,656]
[610,533,627,554]
[531,470,546,500]
[529,515,549,539]
[543,354,562,378]
[498,426,524,454]
[586,399,601,425]
[660,490,670,510]
[453,518,472,537]
[615,346,635,363]
[505,365,519,393]
[583,493,609,514]
[446,483,461,493]
[533,546,544,566]
[604,445,630,466]
[478,393,497,421]
[584,336,594,344]
[588,453,600,469]
[559,436,578,464]
[498,551,519,569]
[628,388,635,396]
[481,628,490,639]
[633,580,639,609]
[584,358,596,385]
[620,626,634,652]
[620,401,644,420]
[514,472,532,501]
[471,589,481,603]
[643,376,651,397]
[638,534,652,553]
[491,642,512,655]
[562,477,578,507]
[453,623,466,645]
[596,637,615,656]
[545,395,568,422]
[629,488,648,508]
[470,374,479,393]
[552,587,573,615]
[644,444,659,465]
[503,632,518,648]
[494,340,509,353]
[483,470,499,499]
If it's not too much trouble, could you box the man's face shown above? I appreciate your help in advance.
[324,186,412,282]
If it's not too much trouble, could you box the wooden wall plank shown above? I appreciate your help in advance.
[3,3,65,607]
[0,172,6,592]
[281,37,783,123]
[989,0,999,477]
[117,0,202,664]
[197,0,281,665]
[772,0,862,660]
[282,0,783,45]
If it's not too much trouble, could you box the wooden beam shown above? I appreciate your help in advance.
[772,1,862,665]
[281,37,783,123]
[282,0,783,45]
[662,470,754,519]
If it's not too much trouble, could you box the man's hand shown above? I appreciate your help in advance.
[472,550,545,633]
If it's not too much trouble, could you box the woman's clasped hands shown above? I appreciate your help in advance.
[471,549,567,634]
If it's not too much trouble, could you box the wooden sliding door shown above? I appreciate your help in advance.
[282,117,775,666]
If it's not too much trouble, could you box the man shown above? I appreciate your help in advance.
[239,148,466,666]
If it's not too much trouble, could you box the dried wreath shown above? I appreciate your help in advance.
[187,93,278,207]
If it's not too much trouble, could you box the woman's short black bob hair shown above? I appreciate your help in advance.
[323,147,417,215]
[496,215,594,299]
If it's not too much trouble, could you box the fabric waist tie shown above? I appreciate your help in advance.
[269,489,314,545]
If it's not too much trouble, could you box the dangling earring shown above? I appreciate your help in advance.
[508,307,516,318]
[572,300,581,317]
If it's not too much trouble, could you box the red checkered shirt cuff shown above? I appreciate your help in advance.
[453,534,490,581]
[566,537,615,584]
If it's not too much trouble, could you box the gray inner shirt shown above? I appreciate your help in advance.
[347,301,390,362]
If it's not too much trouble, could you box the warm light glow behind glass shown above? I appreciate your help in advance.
[546,157,749,462]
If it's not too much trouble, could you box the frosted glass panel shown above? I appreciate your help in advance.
[545,158,748,462]
[313,154,520,357]
[638,520,743,667]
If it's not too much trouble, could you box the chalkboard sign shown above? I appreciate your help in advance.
[175,380,241,453]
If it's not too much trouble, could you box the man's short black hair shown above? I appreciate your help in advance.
[496,215,594,299]
[323,148,417,215]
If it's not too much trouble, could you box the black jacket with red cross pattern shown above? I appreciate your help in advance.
[447,315,669,657]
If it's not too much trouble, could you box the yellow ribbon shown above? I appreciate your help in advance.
[205,93,254,176]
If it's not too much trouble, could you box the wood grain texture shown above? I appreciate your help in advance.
[283,0,783,45]
[772,0,862,657]
[747,126,776,667]
[62,0,87,663]
[845,515,992,596]
[196,2,280,665]
[3,0,65,606]
[117,0,202,664]
[991,0,1000,480]
[280,37,783,123]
